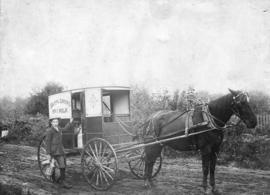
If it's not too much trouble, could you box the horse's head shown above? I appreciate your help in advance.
[229,89,257,128]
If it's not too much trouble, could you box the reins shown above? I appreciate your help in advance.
[205,109,241,130]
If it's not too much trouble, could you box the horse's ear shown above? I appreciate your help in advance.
[228,88,237,96]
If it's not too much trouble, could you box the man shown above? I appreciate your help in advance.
[45,117,80,189]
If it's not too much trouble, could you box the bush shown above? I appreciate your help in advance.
[1,114,49,146]
[219,124,270,170]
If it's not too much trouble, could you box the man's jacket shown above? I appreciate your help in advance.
[45,123,74,156]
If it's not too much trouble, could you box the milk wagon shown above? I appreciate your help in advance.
[38,86,245,191]
[37,86,162,190]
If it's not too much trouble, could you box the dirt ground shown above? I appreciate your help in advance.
[0,143,270,195]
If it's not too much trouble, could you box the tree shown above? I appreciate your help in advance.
[14,97,28,120]
[168,90,180,111]
[25,82,64,116]
[0,96,15,121]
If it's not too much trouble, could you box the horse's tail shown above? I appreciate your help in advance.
[133,110,169,141]
[142,111,164,137]
[132,119,152,141]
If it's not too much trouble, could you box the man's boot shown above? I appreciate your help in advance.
[59,168,72,189]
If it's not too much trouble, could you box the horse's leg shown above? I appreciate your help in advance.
[144,144,162,188]
[210,150,221,195]
[209,151,216,189]
[144,160,155,187]
[201,153,210,192]
[200,145,211,193]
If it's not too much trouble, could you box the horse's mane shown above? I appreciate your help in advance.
[209,93,232,109]
[208,93,233,127]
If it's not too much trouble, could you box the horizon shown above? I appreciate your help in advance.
[1,81,269,102]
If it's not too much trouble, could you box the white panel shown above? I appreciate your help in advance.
[49,92,72,119]
[103,87,130,91]
[1,130,8,137]
[85,88,102,117]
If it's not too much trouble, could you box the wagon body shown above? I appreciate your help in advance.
[48,86,134,149]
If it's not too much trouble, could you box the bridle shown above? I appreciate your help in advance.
[207,91,249,129]
[230,91,249,119]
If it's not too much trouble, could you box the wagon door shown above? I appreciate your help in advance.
[71,91,84,148]
[102,88,133,144]
[84,88,103,143]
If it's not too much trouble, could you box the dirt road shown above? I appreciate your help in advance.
[0,143,269,195]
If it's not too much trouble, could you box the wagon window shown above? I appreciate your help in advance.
[102,90,130,122]
[72,93,82,111]
[102,95,111,115]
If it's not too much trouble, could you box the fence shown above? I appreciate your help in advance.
[256,114,270,127]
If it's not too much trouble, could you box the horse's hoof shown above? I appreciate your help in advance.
[202,188,212,195]
[144,182,150,189]
[212,187,221,195]
[144,180,153,189]
[144,184,151,189]
[201,183,208,193]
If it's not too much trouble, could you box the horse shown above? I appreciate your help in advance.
[142,89,257,194]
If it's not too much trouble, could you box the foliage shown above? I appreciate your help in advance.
[25,82,63,116]
[0,97,14,121]
[0,96,27,122]
[1,114,49,146]
[249,90,270,114]
[0,82,60,146]
[219,124,270,170]
[168,89,180,111]
[130,86,183,130]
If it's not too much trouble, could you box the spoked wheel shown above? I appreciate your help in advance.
[37,135,60,182]
[128,148,162,179]
[81,138,118,191]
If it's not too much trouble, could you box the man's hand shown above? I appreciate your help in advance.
[74,125,82,135]
[72,118,81,126]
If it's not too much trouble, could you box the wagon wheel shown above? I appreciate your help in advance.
[37,135,61,182]
[128,148,162,179]
[81,138,118,191]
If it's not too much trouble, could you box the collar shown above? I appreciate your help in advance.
[204,105,226,129]
[52,126,60,132]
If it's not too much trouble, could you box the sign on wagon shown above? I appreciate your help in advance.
[49,92,72,119]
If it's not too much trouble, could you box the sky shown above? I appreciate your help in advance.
[1,0,270,98]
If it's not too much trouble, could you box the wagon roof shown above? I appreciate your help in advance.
[50,86,131,96]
